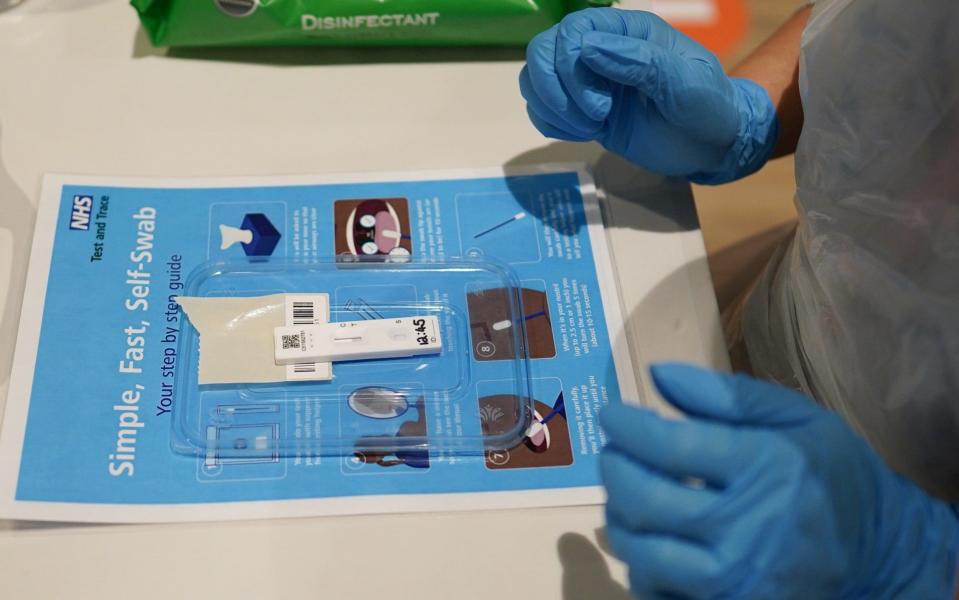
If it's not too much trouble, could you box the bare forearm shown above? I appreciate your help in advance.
[731,6,811,158]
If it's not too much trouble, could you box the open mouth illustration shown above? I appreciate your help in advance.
[335,198,413,258]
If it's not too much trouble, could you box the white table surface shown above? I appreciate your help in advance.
[0,1,727,598]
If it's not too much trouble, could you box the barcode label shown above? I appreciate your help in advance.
[285,294,326,327]
[284,294,332,381]
[292,301,315,325]
[281,334,301,350]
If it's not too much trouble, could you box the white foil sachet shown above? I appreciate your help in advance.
[177,293,332,385]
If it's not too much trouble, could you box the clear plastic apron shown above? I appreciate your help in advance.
[743,0,959,500]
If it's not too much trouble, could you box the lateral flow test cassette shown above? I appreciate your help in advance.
[273,316,442,365]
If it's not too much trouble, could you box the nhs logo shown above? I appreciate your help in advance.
[69,195,93,231]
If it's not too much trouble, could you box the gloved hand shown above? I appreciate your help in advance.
[600,363,959,599]
[520,8,778,184]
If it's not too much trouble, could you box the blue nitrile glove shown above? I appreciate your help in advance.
[520,8,778,184]
[600,363,959,599]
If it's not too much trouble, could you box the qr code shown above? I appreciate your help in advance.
[282,334,301,350]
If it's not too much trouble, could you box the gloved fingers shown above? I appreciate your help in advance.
[606,523,722,599]
[600,402,753,486]
[525,25,605,135]
[601,449,721,540]
[581,27,744,152]
[579,31,692,113]
[649,363,821,427]
[552,8,679,123]
[553,9,624,121]
[520,66,594,141]
[526,106,592,142]
[557,8,675,47]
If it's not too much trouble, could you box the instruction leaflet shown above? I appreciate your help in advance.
[0,166,638,522]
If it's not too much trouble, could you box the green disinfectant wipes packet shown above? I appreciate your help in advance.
[132,0,614,48]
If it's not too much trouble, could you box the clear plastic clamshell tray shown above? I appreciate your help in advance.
[173,257,535,466]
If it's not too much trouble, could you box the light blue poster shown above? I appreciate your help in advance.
[0,167,637,522]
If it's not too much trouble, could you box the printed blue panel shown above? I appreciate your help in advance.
[16,173,622,503]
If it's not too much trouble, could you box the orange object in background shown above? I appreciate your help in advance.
[617,0,748,59]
